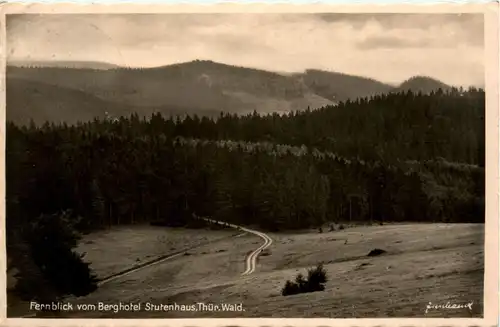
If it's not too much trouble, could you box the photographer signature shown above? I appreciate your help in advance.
[425,301,474,314]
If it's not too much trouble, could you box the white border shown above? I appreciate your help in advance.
[0,4,498,327]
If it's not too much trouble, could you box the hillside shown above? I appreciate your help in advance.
[7,78,130,125]
[295,69,395,103]
[7,61,335,123]
[7,60,453,126]
[8,60,120,70]
[6,77,230,125]
[395,76,452,94]
[149,88,485,166]
[9,223,483,318]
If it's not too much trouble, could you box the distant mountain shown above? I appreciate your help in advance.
[6,77,227,126]
[7,61,335,123]
[7,78,134,125]
[295,69,395,103]
[395,76,451,94]
[8,60,120,70]
[6,60,454,125]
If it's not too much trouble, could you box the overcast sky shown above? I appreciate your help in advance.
[7,13,484,86]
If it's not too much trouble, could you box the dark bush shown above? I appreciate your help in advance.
[295,273,307,291]
[281,280,300,296]
[281,263,327,296]
[367,248,386,257]
[306,263,327,289]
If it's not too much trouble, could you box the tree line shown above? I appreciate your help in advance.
[139,87,484,166]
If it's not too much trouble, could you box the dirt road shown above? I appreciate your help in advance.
[202,218,273,275]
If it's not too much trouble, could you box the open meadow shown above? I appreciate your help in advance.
[6,225,247,317]
[39,222,484,318]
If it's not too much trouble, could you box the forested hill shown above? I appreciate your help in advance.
[7,88,485,231]
[8,60,120,70]
[7,60,453,125]
[7,61,331,125]
[395,76,452,94]
[294,69,394,103]
[6,78,225,126]
[132,87,484,166]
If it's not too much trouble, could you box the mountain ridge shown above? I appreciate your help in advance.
[8,59,459,88]
[395,76,453,93]
[7,60,457,125]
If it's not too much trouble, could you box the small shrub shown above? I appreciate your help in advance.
[307,263,327,289]
[281,263,328,296]
[367,248,386,257]
[281,280,300,296]
[295,273,307,291]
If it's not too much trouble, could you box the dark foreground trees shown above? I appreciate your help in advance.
[26,211,98,297]
[8,211,98,305]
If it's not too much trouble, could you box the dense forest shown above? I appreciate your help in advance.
[6,87,485,305]
[157,87,484,166]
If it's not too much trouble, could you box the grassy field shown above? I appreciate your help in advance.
[12,223,483,318]
[75,225,243,279]
[6,224,244,317]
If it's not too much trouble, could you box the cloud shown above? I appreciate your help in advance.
[6,13,484,86]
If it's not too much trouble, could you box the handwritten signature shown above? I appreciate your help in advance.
[425,301,474,314]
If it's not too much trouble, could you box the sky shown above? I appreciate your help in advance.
[6,13,484,87]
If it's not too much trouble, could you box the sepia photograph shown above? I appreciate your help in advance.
[2,5,498,323]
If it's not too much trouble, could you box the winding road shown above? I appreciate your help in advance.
[203,218,273,275]
[99,218,272,286]
[20,218,272,318]
[241,227,273,275]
